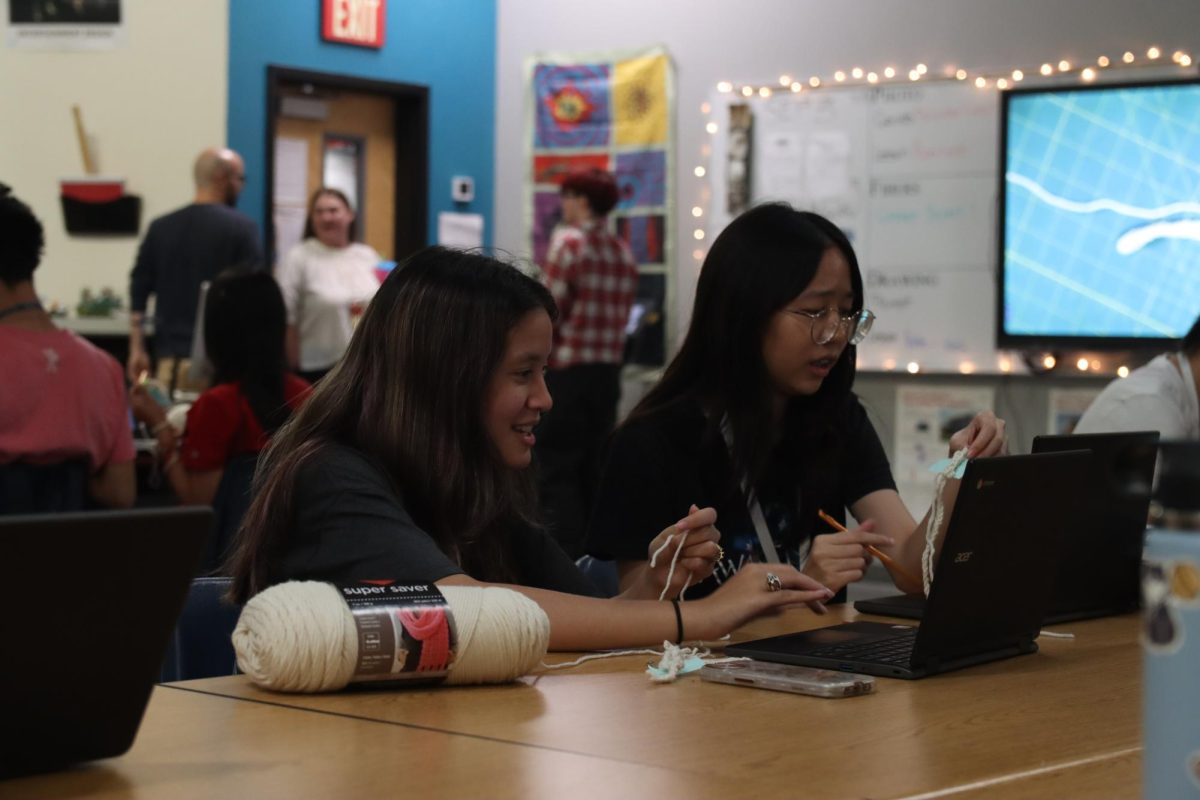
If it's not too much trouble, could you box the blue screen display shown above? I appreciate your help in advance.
[1002,80,1200,341]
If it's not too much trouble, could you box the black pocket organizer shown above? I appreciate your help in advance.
[60,194,142,235]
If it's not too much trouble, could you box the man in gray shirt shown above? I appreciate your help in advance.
[1076,315,1200,440]
[127,147,262,383]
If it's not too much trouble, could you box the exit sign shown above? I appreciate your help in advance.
[322,0,386,49]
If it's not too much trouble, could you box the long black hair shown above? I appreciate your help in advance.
[228,247,557,602]
[629,203,864,498]
[203,270,291,434]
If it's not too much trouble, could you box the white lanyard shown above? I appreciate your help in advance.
[722,418,785,566]
[747,493,781,564]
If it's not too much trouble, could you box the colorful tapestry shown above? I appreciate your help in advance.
[525,45,674,284]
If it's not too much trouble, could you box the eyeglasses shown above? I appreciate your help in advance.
[786,307,875,346]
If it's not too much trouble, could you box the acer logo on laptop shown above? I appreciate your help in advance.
[954,551,973,563]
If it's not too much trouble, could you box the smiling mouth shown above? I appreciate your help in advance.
[512,421,539,443]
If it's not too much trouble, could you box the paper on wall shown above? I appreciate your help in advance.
[273,137,309,205]
[1047,387,1101,435]
[437,212,484,251]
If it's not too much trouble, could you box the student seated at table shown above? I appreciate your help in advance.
[0,184,134,510]
[586,203,1007,600]
[130,271,311,506]
[1074,314,1200,440]
[226,247,833,650]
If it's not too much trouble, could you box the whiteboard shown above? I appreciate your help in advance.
[708,83,1004,373]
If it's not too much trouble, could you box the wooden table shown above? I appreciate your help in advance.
[0,685,747,799]
[3,607,1142,799]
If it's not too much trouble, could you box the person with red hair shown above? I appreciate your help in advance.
[537,168,638,558]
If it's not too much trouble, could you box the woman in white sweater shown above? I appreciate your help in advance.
[276,187,382,384]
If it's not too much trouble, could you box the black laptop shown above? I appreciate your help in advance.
[726,451,1087,679]
[0,507,211,777]
[854,431,1158,625]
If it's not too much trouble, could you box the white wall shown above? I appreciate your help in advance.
[0,0,228,310]
[495,0,1200,348]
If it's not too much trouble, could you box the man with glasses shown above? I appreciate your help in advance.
[127,147,263,392]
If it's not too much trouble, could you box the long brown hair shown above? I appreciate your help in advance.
[227,247,556,602]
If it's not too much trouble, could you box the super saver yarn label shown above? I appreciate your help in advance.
[337,583,457,684]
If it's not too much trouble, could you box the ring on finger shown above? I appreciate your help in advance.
[765,572,782,592]
[713,544,725,563]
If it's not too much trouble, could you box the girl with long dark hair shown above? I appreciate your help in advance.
[227,247,832,650]
[586,204,1006,599]
[130,270,311,505]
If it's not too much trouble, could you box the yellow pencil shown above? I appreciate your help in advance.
[816,509,921,589]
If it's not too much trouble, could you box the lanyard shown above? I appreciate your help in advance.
[720,416,802,566]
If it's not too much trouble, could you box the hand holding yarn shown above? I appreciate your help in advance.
[947,410,1007,458]
[646,504,721,599]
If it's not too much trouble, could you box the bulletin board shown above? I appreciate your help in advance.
[707,82,1002,373]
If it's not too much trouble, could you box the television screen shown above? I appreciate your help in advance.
[998,78,1200,347]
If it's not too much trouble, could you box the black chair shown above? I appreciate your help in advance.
[159,576,241,681]
[202,453,258,575]
[0,460,88,515]
[575,554,620,598]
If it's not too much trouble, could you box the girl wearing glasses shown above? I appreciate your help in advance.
[586,204,1006,600]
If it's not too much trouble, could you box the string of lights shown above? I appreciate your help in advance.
[688,47,1196,376]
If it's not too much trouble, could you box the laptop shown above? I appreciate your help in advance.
[0,507,211,777]
[854,431,1158,625]
[726,451,1087,679]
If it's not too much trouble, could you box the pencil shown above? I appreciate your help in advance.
[816,509,921,588]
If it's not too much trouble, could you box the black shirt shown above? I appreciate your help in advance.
[586,395,896,598]
[129,203,263,356]
[274,444,598,596]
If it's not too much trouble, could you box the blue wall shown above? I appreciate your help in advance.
[228,0,496,252]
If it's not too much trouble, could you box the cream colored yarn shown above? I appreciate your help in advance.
[233,581,550,692]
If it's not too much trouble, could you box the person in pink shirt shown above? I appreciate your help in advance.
[0,184,135,509]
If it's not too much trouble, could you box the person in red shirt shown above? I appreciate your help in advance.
[130,271,310,506]
[0,184,135,510]
[536,168,639,557]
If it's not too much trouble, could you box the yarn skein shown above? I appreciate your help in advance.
[233,581,550,692]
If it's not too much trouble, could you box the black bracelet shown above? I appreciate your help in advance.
[670,599,684,644]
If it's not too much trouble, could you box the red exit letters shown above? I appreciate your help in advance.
[322,0,385,49]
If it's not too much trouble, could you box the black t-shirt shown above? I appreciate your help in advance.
[585,395,896,598]
[273,444,598,596]
[129,203,263,356]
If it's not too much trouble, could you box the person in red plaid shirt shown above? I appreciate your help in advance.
[536,168,639,558]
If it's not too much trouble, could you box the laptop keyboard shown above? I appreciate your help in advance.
[805,628,917,665]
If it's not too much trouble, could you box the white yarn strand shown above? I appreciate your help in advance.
[649,531,693,601]
[232,581,550,692]
[541,649,662,670]
[923,448,970,598]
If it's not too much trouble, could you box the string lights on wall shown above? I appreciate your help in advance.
[689,47,1197,376]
